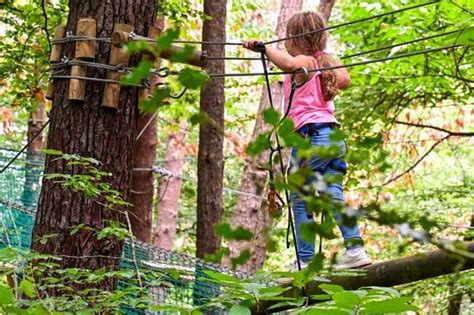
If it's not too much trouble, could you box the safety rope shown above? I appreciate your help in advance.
[256,43,304,270]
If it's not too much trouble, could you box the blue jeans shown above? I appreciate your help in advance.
[290,124,363,263]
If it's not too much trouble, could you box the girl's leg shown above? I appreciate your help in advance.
[291,191,316,263]
[324,172,363,249]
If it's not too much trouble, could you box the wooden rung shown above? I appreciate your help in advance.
[45,81,55,101]
[102,23,134,109]
[69,64,86,101]
[49,25,66,63]
[75,18,96,60]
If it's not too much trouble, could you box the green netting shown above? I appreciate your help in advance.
[0,148,249,313]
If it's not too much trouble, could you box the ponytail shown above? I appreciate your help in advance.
[315,52,338,101]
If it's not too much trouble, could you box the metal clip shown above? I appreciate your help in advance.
[115,64,129,74]
[291,67,309,89]
[129,31,137,40]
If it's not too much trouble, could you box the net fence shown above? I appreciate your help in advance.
[0,148,251,312]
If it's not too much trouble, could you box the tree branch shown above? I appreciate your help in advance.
[394,120,474,137]
[383,135,450,186]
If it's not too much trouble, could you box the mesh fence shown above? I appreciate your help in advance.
[0,148,251,312]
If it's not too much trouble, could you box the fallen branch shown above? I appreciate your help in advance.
[255,242,474,314]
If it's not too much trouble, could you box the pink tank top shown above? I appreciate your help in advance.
[283,59,339,130]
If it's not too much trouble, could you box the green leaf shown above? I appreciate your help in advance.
[215,223,253,241]
[178,68,209,89]
[122,60,153,86]
[446,26,474,45]
[361,297,418,314]
[333,291,361,309]
[156,28,180,50]
[247,133,271,155]
[20,279,36,298]
[319,284,344,294]
[263,108,280,126]
[231,249,251,269]
[229,305,251,315]
[0,285,14,305]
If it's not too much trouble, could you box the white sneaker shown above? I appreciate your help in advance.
[290,260,309,271]
[334,248,372,270]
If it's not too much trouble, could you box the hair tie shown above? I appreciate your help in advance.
[313,51,325,58]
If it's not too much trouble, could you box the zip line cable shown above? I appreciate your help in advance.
[125,0,440,47]
[206,44,462,78]
[52,1,441,49]
[264,0,441,45]
[202,29,461,62]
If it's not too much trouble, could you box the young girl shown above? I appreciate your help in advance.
[244,12,372,270]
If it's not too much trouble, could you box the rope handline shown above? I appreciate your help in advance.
[0,120,50,174]
[207,44,462,78]
[257,45,302,271]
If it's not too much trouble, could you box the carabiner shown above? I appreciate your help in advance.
[291,67,309,89]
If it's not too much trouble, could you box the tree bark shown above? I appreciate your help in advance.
[22,94,46,207]
[129,113,157,243]
[31,0,157,293]
[319,0,337,22]
[196,0,227,259]
[255,243,474,314]
[153,121,187,250]
[223,0,304,273]
[129,17,165,243]
[447,211,473,315]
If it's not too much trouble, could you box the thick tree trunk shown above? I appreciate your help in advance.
[22,97,46,207]
[255,243,474,314]
[153,121,187,250]
[31,0,157,293]
[196,0,227,259]
[224,0,303,273]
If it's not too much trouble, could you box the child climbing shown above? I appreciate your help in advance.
[244,11,372,270]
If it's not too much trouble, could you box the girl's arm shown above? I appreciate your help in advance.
[243,40,313,72]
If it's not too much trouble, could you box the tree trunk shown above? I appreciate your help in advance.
[224,0,303,273]
[319,0,337,22]
[31,0,157,293]
[153,121,187,250]
[447,211,473,314]
[255,243,474,314]
[22,95,46,207]
[129,17,165,243]
[129,112,157,243]
[196,0,227,259]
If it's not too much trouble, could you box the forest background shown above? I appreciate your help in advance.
[0,0,473,313]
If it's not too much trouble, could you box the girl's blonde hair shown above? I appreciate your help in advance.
[286,12,338,101]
